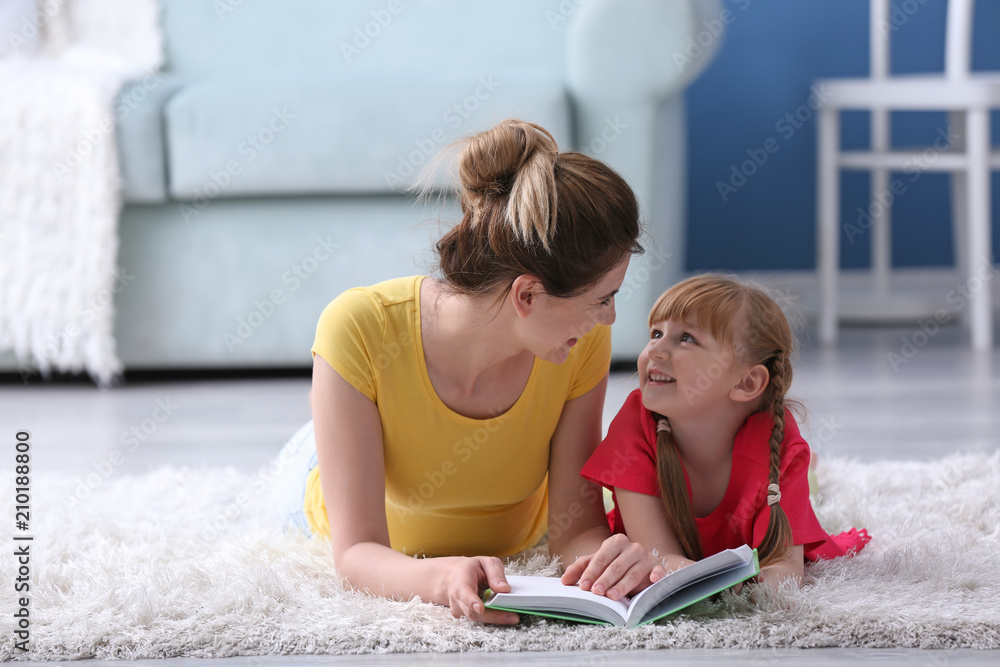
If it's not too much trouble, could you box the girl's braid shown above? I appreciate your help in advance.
[756,352,794,567]
[655,422,704,562]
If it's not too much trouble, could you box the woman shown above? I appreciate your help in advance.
[272,119,668,624]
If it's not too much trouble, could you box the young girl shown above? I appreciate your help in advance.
[580,274,870,591]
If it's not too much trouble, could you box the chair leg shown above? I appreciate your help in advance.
[966,107,993,351]
[949,111,969,330]
[817,107,840,345]
[872,107,891,299]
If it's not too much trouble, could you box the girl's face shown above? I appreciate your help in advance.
[637,317,743,419]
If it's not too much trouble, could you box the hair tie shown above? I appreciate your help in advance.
[656,418,671,434]
[766,483,781,506]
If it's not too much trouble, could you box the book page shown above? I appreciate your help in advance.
[488,575,631,625]
[626,545,752,624]
[634,554,759,627]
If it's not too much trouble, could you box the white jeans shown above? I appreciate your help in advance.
[269,420,319,537]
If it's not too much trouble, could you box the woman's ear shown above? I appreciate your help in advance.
[730,364,769,404]
[509,275,541,318]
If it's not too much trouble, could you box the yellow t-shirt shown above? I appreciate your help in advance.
[306,275,611,557]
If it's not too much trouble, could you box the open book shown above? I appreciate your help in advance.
[483,545,759,627]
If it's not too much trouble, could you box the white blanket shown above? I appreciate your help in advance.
[0,0,162,386]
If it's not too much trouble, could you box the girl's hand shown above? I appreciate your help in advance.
[560,533,668,601]
[443,556,520,625]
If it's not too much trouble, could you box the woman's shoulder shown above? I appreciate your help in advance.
[313,276,426,360]
[326,275,423,309]
[318,276,423,322]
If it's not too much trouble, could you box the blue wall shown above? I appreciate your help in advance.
[685,0,1000,272]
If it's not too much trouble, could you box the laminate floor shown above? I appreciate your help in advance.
[2,324,998,665]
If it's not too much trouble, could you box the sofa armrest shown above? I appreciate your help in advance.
[565,0,722,102]
[115,72,190,203]
[564,0,724,359]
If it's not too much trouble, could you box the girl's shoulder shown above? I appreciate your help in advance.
[613,389,658,440]
[581,388,660,495]
[735,408,809,466]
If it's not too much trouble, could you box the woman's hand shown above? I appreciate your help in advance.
[560,533,669,601]
[442,556,520,625]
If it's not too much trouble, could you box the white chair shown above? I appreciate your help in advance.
[816,0,999,350]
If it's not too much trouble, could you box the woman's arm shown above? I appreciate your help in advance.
[311,355,517,624]
[545,374,613,563]
[548,376,668,599]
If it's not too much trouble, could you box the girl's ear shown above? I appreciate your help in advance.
[510,274,541,318]
[730,364,769,404]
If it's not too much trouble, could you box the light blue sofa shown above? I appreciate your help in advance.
[3,0,722,373]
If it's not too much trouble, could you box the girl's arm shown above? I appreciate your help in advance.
[757,544,804,589]
[619,486,806,590]
[311,356,518,625]
[614,487,698,574]
[548,375,668,599]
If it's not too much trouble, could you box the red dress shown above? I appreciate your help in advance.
[580,390,870,561]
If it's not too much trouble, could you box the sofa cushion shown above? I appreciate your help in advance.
[164,74,573,200]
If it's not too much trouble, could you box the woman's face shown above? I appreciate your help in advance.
[527,257,630,365]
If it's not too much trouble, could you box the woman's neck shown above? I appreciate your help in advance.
[420,277,527,394]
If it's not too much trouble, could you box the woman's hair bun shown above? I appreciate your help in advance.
[435,117,642,301]
[457,119,559,251]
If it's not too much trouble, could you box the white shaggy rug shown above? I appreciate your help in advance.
[2,452,999,660]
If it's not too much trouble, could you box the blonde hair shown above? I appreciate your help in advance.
[431,119,643,300]
[649,274,801,567]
